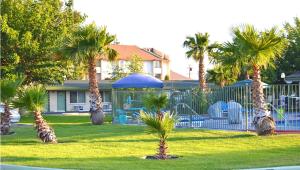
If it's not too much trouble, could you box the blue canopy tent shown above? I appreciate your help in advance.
[112,73,164,88]
[230,79,268,87]
[112,73,164,124]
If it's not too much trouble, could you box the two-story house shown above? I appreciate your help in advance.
[93,44,170,80]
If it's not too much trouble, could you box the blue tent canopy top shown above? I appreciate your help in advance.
[112,73,164,88]
[230,79,268,87]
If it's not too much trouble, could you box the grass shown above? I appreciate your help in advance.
[1,115,300,170]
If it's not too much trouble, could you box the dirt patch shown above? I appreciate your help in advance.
[143,155,180,160]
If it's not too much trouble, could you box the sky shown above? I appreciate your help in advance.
[73,0,300,79]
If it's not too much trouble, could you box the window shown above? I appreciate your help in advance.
[153,61,161,68]
[103,91,112,102]
[155,74,161,79]
[119,60,126,68]
[70,91,86,103]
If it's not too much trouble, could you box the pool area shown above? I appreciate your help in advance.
[111,81,300,132]
[175,112,300,131]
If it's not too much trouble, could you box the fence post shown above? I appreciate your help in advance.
[245,86,249,132]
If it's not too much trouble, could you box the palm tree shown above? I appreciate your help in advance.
[140,111,176,160]
[183,33,213,90]
[143,93,168,120]
[15,84,57,143]
[210,40,251,81]
[0,78,23,135]
[231,25,287,135]
[62,23,117,125]
[207,65,237,88]
[141,93,175,159]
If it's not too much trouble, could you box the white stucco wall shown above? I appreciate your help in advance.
[94,59,170,80]
[100,60,114,80]
[48,90,113,113]
[162,61,170,79]
[143,61,153,75]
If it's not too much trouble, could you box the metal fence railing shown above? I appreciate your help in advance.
[170,84,300,131]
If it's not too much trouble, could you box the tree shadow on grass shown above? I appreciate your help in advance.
[1,124,146,145]
[169,133,255,141]
[89,133,255,143]
[2,123,256,145]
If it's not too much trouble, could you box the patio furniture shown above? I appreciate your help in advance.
[227,101,243,124]
[117,109,127,124]
[208,101,227,118]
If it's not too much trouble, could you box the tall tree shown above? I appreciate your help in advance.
[0,0,84,84]
[127,55,144,74]
[183,33,213,90]
[278,17,300,76]
[0,78,23,135]
[210,40,252,81]
[110,65,127,80]
[15,84,57,143]
[232,24,287,135]
[260,17,300,84]
[110,55,144,80]
[62,23,117,125]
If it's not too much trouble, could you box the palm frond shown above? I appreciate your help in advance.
[60,23,118,61]
[140,110,177,139]
[143,93,168,113]
[183,32,210,61]
[207,65,237,86]
[14,84,47,112]
[232,24,287,68]
[0,77,24,103]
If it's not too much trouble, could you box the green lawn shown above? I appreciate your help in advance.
[1,115,300,170]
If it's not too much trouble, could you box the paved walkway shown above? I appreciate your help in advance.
[0,164,65,170]
[243,166,300,170]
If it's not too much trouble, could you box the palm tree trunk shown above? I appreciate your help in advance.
[220,81,225,88]
[157,138,168,159]
[34,111,57,143]
[199,57,206,91]
[157,107,163,120]
[88,57,104,125]
[245,72,250,80]
[0,103,11,135]
[252,65,275,135]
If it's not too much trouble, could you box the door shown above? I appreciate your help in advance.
[57,91,66,112]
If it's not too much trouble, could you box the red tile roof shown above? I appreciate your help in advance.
[143,48,170,60]
[170,70,192,80]
[109,45,161,61]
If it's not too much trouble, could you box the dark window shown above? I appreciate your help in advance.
[155,74,161,79]
[153,61,161,68]
[70,91,86,103]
